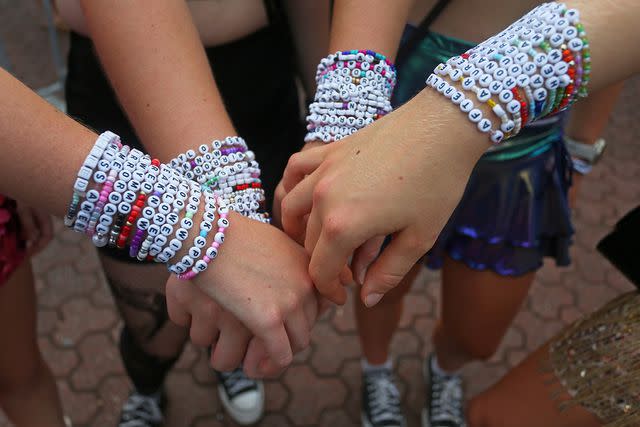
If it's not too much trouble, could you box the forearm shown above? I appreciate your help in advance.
[0,68,95,216]
[80,0,236,161]
[283,0,330,97]
[565,82,624,143]
[405,0,640,166]
[329,0,413,59]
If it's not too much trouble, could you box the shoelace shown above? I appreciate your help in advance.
[219,368,256,397]
[430,374,464,423]
[119,393,163,427]
[366,371,404,424]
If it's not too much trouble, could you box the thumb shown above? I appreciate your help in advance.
[360,229,427,307]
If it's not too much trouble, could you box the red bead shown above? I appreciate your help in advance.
[122,225,132,234]
[127,215,136,223]
[146,255,154,262]
[135,200,145,208]
[151,158,160,167]
[462,53,470,59]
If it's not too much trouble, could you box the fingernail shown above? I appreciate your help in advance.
[364,293,383,307]
[357,268,366,285]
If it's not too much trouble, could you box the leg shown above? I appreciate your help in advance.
[433,256,535,372]
[355,263,420,364]
[0,261,66,426]
[356,263,420,427]
[467,343,602,427]
[98,253,188,392]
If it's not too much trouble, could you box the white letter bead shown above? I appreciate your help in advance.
[206,247,218,259]
[176,228,189,241]
[194,236,207,248]
[451,91,465,104]
[476,89,491,102]
[214,232,225,244]
[195,260,208,272]
[460,99,474,113]
[188,247,201,259]
[534,88,548,101]
[491,130,505,144]
[468,109,483,123]
[169,239,182,251]
[501,120,515,133]
[507,100,521,114]
[499,90,514,103]
[462,77,475,90]
[74,178,89,193]
[477,118,493,133]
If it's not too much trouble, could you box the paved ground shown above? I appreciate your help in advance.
[1,3,640,427]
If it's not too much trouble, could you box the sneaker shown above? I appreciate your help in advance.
[118,389,166,427]
[216,368,264,425]
[361,368,406,427]
[422,354,466,427]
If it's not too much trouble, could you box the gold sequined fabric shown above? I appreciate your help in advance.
[548,291,640,427]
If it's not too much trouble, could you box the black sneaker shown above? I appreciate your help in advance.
[118,389,166,427]
[422,354,466,427]
[361,368,406,427]
[216,368,264,425]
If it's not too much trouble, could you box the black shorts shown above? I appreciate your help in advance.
[65,25,305,263]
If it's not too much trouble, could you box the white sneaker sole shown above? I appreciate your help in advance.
[361,410,406,427]
[217,381,264,425]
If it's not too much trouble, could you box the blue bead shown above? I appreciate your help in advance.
[200,230,207,238]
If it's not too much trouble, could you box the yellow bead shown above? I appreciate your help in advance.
[487,99,497,108]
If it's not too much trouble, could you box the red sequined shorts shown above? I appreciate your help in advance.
[0,194,26,285]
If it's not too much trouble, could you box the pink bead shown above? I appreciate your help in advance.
[203,256,211,262]
[99,196,108,203]
[218,228,224,232]
[212,242,220,249]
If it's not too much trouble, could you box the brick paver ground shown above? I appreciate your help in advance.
[1,4,639,427]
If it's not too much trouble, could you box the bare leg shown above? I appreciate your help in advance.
[0,261,66,426]
[467,343,602,427]
[433,256,534,372]
[98,253,189,393]
[356,263,421,364]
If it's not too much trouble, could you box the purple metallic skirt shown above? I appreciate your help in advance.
[425,135,574,276]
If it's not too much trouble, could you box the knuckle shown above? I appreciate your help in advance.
[322,213,348,241]
[376,272,405,293]
[312,178,333,204]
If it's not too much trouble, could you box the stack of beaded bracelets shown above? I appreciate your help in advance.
[305,50,397,143]
[168,136,269,223]
[425,2,589,145]
[65,132,233,280]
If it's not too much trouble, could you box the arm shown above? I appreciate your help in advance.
[282,0,331,98]
[79,0,235,160]
[281,0,640,305]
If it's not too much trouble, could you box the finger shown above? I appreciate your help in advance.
[244,338,286,379]
[189,298,220,347]
[351,236,386,285]
[261,323,293,373]
[165,279,192,327]
[281,173,320,243]
[284,309,311,354]
[31,211,53,254]
[243,338,269,378]
[339,264,354,287]
[211,317,251,372]
[308,225,361,305]
[361,229,428,307]
[281,146,329,193]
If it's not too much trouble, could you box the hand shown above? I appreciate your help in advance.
[280,90,486,307]
[166,275,279,377]
[193,212,320,376]
[272,141,325,230]
[16,202,53,256]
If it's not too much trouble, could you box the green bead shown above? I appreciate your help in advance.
[186,212,194,219]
